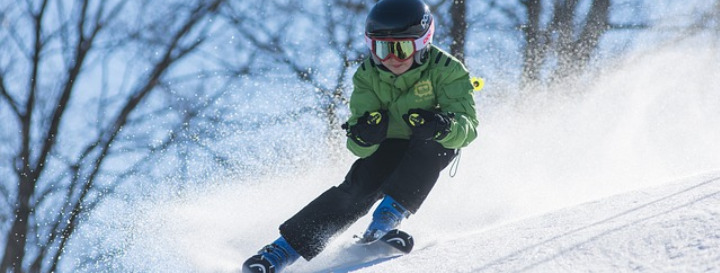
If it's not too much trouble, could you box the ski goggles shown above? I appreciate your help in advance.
[365,21,434,61]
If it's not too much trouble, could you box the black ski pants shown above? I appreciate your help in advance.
[279,138,457,260]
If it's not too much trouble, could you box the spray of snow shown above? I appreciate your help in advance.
[102,35,720,272]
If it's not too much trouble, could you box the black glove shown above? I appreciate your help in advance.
[341,110,389,147]
[402,108,454,141]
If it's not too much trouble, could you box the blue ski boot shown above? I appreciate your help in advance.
[242,236,300,273]
[357,195,411,244]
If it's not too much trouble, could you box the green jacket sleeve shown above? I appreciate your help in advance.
[346,66,383,158]
[435,62,478,149]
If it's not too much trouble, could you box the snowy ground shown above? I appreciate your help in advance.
[117,169,720,273]
[317,172,720,273]
[105,36,720,272]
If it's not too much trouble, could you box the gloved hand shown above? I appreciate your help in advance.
[342,110,389,147]
[402,108,454,141]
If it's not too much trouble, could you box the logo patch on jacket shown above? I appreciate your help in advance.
[413,80,433,100]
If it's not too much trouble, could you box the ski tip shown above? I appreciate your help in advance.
[381,229,414,254]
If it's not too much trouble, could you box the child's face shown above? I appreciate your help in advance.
[381,57,413,75]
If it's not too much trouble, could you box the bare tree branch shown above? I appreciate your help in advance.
[1,1,50,271]
[2,0,237,272]
[0,73,20,117]
[47,1,225,270]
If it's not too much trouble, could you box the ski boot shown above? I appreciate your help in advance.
[242,236,300,273]
[357,195,411,244]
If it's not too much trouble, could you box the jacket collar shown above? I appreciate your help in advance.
[376,52,431,91]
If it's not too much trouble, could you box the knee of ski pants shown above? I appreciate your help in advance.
[339,142,407,196]
[279,185,380,260]
[340,165,374,193]
[380,140,457,213]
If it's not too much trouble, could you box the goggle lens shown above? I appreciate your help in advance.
[373,40,415,61]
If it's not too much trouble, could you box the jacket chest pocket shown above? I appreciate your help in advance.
[409,79,436,108]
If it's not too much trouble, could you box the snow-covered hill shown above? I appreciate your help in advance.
[102,35,720,273]
[115,169,720,273]
[309,172,720,273]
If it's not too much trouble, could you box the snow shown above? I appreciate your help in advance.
[352,173,720,273]
[119,169,720,273]
[112,37,720,272]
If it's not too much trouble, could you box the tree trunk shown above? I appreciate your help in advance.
[1,174,35,273]
[449,0,467,63]
[553,0,609,80]
[0,1,227,272]
[520,0,610,88]
[521,0,545,88]
[1,0,49,270]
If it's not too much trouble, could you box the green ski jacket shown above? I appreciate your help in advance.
[346,45,479,158]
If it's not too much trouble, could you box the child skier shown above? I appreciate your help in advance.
[242,0,478,272]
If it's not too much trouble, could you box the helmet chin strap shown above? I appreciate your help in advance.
[414,46,429,64]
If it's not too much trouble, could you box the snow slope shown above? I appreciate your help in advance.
[329,172,720,273]
[103,36,720,272]
[116,169,720,273]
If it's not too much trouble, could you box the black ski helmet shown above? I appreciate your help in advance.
[365,0,435,63]
[365,0,434,39]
